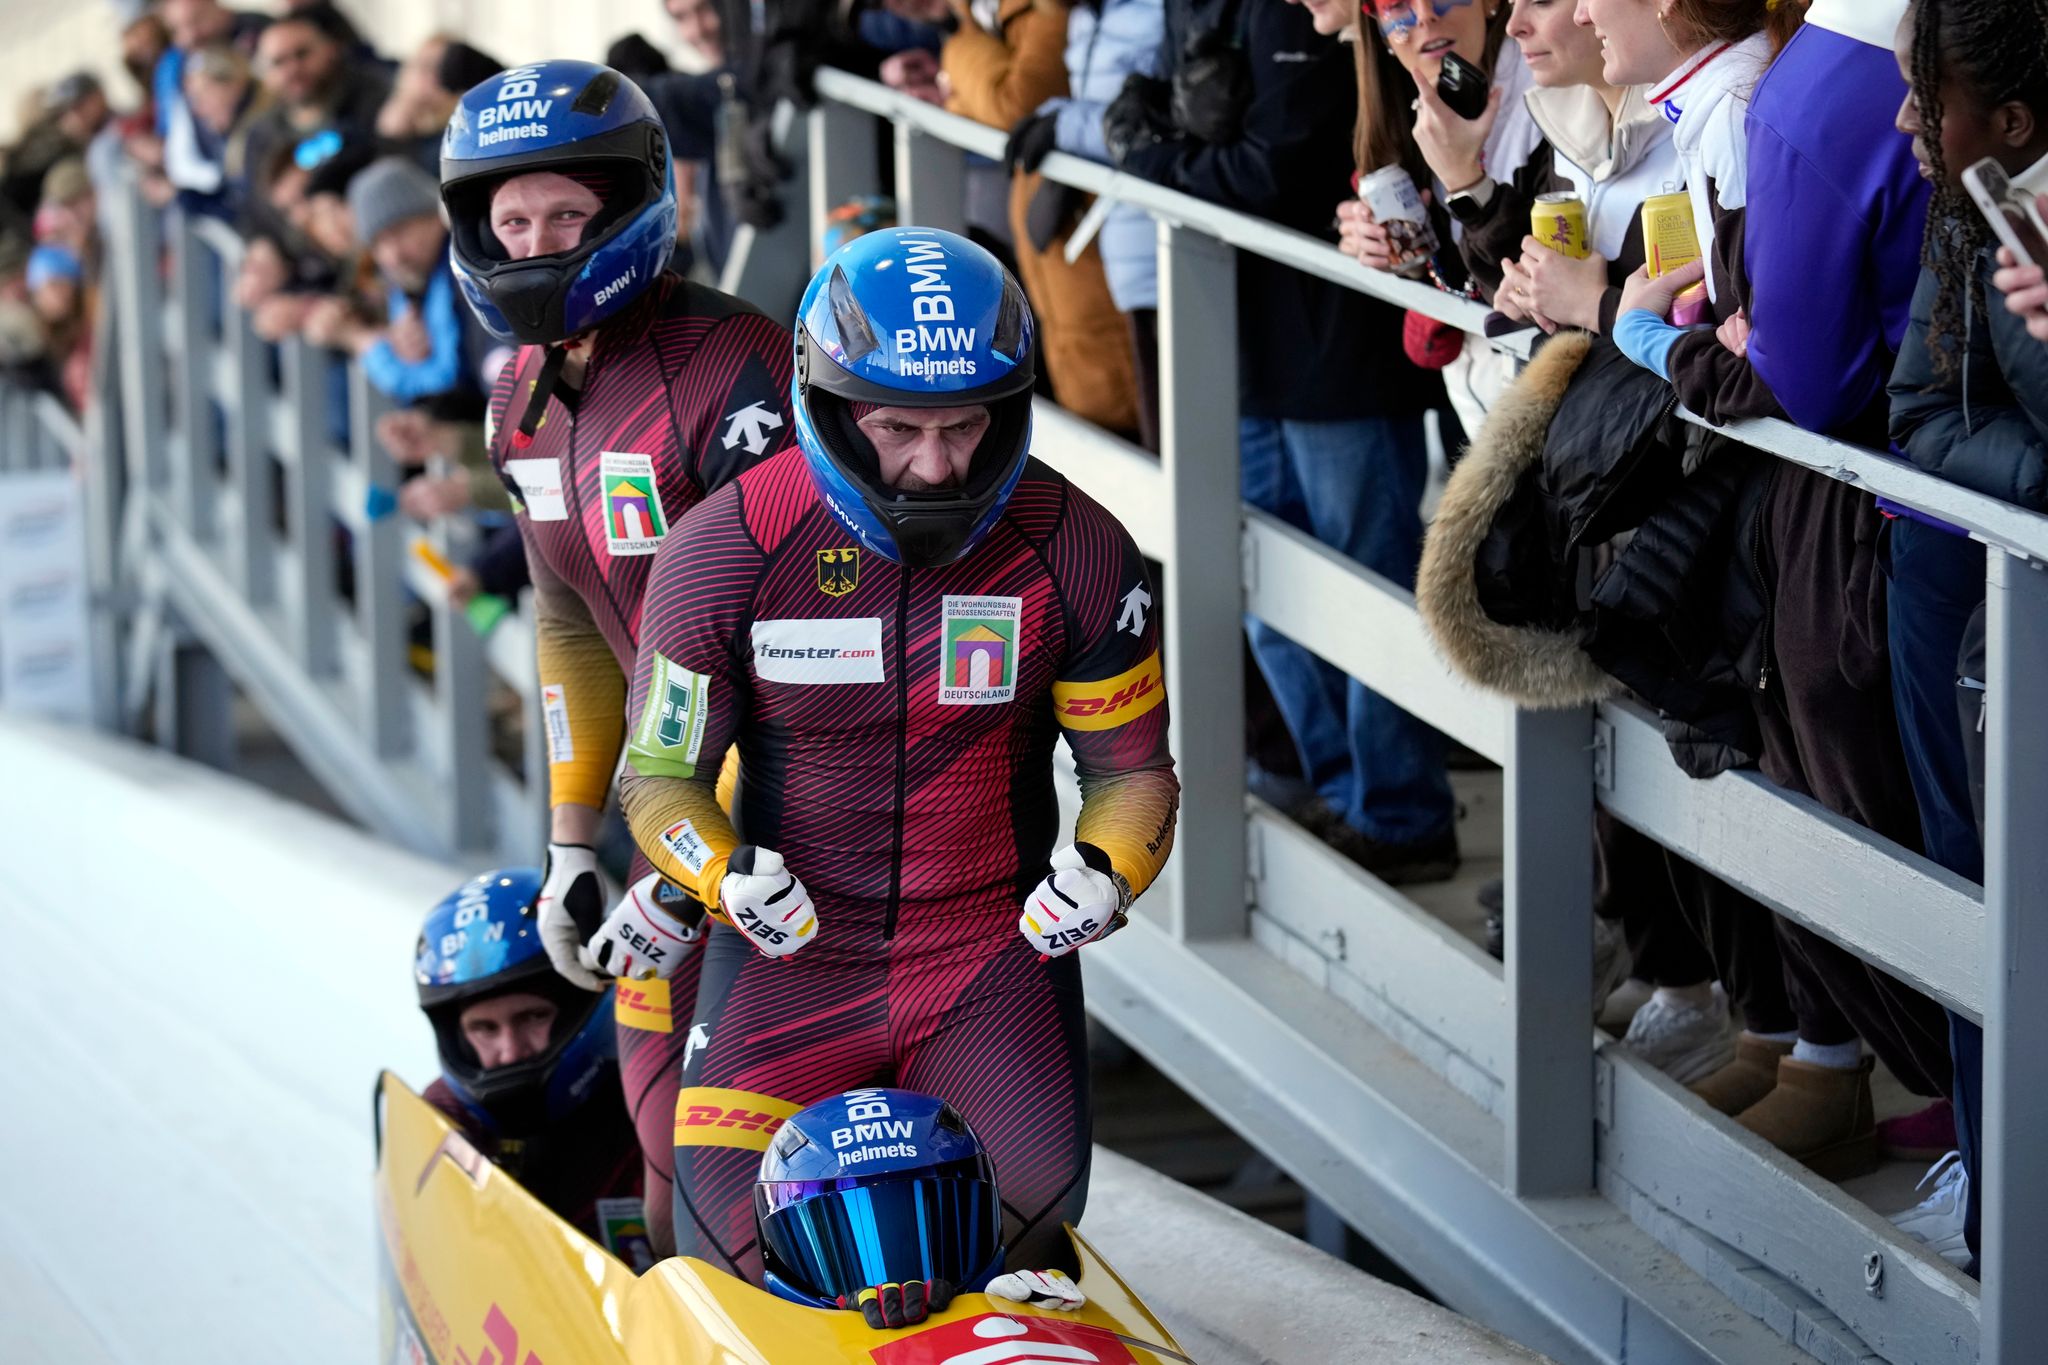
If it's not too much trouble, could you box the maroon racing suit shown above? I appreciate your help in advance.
[617,448,1180,1281]
[487,270,794,1257]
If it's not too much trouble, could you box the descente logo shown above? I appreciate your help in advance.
[594,266,637,308]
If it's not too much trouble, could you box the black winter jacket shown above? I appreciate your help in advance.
[1417,331,1765,772]
[1889,240,2048,511]
[1122,0,1441,421]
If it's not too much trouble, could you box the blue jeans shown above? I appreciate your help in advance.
[1240,414,1454,846]
[1885,516,1986,1273]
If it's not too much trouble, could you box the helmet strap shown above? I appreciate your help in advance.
[511,344,569,449]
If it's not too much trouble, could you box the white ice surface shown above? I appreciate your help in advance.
[0,715,453,1364]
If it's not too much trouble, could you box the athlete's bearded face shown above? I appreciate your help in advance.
[459,991,559,1069]
[489,172,602,260]
[858,405,991,492]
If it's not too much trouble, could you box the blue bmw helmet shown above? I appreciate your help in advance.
[756,1088,1004,1307]
[414,868,615,1136]
[794,227,1037,568]
[439,60,677,346]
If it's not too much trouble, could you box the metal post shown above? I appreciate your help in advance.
[435,590,495,854]
[1982,548,2048,1359]
[1504,704,1595,1196]
[278,338,337,676]
[81,331,127,731]
[808,102,879,270]
[111,179,165,495]
[893,123,966,236]
[349,370,408,757]
[225,260,274,604]
[1158,221,1244,939]
[169,214,219,536]
[153,629,235,771]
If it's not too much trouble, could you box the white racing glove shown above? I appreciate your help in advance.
[718,846,819,958]
[1019,844,1129,959]
[984,1268,1086,1311]
[537,842,607,990]
[581,871,707,980]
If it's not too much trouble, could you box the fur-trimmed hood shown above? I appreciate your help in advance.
[1417,333,1618,709]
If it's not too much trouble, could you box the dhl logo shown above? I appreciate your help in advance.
[673,1086,803,1152]
[1052,651,1167,731]
[613,978,673,1034]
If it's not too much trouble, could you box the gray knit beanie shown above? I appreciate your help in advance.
[348,157,443,246]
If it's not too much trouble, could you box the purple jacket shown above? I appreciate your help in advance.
[1744,7,1929,437]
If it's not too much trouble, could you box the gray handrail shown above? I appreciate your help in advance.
[812,65,2048,565]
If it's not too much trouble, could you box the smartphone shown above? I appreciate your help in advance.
[1963,156,2048,270]
[1437,51,1490,121]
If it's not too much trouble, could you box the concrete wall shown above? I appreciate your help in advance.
[1,0,702,143]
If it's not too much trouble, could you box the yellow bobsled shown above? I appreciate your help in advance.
[373,1072,1195,1363]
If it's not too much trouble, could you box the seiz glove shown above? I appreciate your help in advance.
[581,871,707,980]
[985,1269,1086,1311]
[1020,844,1129,958]
[842,1278,953,1330]
[538,842,607,990]
[718,846,819,958]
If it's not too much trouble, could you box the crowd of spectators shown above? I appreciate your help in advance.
[7,0,2048,1300]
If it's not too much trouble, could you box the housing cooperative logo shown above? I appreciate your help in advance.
[938,596,1022,705]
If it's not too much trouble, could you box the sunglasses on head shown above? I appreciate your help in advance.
[1360,0,1475,41]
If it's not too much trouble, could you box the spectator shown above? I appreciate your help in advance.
[25,243,90,412]
[1888,0,2048,1274]
[154,0,267,208]
[1439,0,1675,335]
[667,0,727,65]
[240,4,393,249]
[1746,0,1959,1168]
[2,89,83,236]
[1597,0,1955,1178]
[35,160,97,272]
[1003,0,1163,442]
[113,14,175,211]
[46,75,112,174]
[1116,0,1458,883]
[179,43,271,221]
[1337,0,1537,434]
[946,0,1137,433]
[375,32,457,168]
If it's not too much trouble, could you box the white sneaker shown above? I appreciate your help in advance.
[1621,985,1736,1084]
[1593,915,1633,1019]
[1890,1151,1970,1268]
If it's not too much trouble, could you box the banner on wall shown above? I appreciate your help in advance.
[0,470,93,720]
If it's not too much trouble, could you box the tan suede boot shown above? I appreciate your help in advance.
[1690,1034,1795,1115]
[1734,1055,1879,1180]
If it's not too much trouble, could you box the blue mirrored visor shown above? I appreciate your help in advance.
[757,1174,999,1301]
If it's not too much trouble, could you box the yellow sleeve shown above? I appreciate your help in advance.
[1074,768,1179,899]
[528,543,625,811]
[618,769,738,912]
[942,0,1072,131]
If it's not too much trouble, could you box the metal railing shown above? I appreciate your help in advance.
[39,182,545,863]
[783,68,2039,1365]
[12,65,2044,1364]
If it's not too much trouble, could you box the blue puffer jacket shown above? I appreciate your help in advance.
[1041,0,1164,313]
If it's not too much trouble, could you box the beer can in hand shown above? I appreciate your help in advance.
[1531,191,1588,259]
[1640,191,1701,278]
[1360,165,1439,279]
